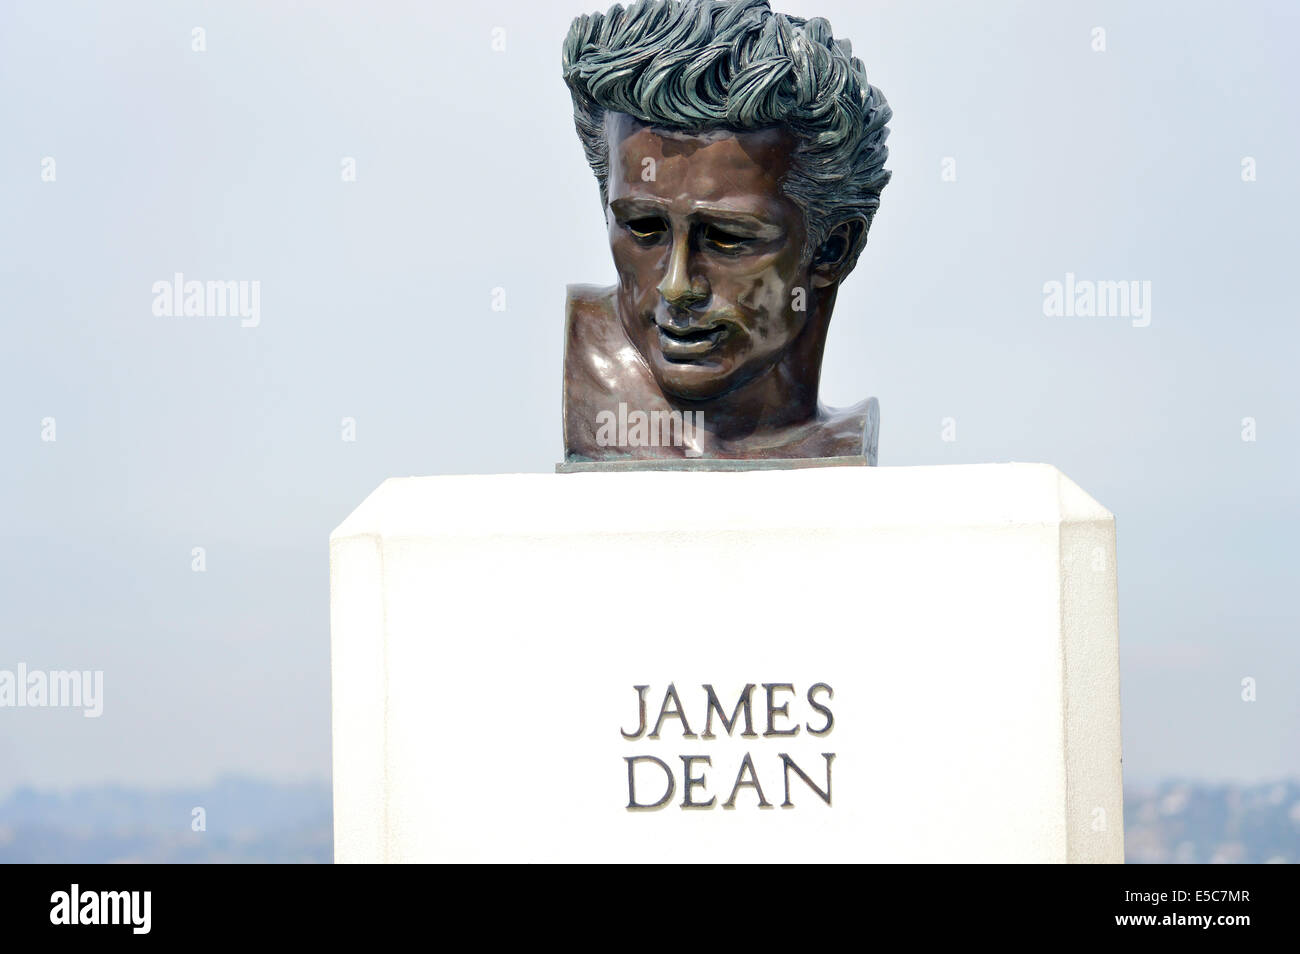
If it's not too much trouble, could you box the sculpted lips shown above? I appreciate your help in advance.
[654,315,729,361]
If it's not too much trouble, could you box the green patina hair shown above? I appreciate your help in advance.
[562,0,892,275]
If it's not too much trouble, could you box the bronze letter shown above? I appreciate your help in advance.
[701,683,756,739]
[649,682,697,738]
[779,753,835,808]
[680,756,715,809]
[722,752,773,810]
[625,755,675,811]
[763,682,799,737]
[806,683,834,737]
[620,684,650,740]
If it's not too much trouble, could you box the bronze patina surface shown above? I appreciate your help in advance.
[560,0,891,468]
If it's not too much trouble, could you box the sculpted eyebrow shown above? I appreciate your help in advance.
[610,198,667,218]
[610,198,781,236]
[695,208,782,238]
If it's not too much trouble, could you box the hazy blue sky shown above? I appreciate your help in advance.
[1,0,1296,794]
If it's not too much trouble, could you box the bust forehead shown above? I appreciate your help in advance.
[604,112,797,209]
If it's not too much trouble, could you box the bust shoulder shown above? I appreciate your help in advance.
[564,284,619,378]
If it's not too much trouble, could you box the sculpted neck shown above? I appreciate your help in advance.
[562,283,872,463]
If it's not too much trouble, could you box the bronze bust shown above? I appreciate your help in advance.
[560,0,892,469]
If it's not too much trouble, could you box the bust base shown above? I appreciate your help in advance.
[556,454,870,473]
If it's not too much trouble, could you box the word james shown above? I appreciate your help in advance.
[621,682,834,811]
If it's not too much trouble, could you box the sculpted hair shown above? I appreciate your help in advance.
[562,0,892,274]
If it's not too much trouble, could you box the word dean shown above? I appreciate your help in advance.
[621,682,834,811]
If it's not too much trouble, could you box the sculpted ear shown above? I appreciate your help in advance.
[810,219,866,288]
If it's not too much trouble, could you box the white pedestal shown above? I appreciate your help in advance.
[330,464,1123,863]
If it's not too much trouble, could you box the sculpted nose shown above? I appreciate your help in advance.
[657,233,709,309]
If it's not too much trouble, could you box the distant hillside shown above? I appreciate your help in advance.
[1124,780,1300,863]
[1,777,1296,862]
[0,777,331,863]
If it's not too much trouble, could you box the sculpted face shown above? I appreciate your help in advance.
[604,113,814,402]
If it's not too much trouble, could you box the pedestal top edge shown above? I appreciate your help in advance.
[330,463,1112,543]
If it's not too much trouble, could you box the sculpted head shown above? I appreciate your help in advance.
[562,0,892,405]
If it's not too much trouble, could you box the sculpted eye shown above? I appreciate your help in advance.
[702,224,751,251]
[624,217,668,243]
